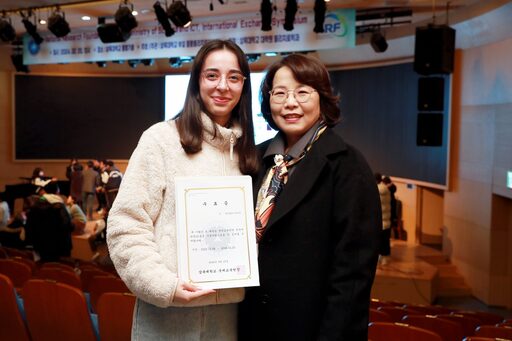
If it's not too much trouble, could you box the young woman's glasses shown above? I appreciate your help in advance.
[269,87,317,104]
[202,70,246,88]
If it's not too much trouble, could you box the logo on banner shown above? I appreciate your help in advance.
[324,12,349,37]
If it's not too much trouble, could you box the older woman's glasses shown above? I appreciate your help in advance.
[269,87,317,104]
[201,70,246,88]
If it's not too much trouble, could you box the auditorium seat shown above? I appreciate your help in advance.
[97,292,136,341]
[370,298,404,309]
[36,267,83,290]
[0,274,31,341]
[0,259,32,292]
[23,279,98,341]
[41,261,76,272]
[89,275,130,313]
[368,321,443,341]
[462,337,507,341]
[3,247,33,260]
[474,325,512,339]
[404,304,454,316]
[369,308,393,322]
[436,313,481,337]
[0,247,8,258]
[402,314,465,341]
[455,310,505,325]
[11,256,37,274]
[377,306,423,322]
[80,267,115,292]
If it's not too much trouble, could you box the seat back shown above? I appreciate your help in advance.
[405,304,454,316]
[11,256,37,274]
[377,306,422,322]
[22,279,97,341]
[0,259,32,290]
[436,314,481,337]
[36,267,82,290]
[370,308,393,322]
[97,292,136,341]
[455,310,505,325]
[474,325,512,339]
[3,247,33,260]
[368,322,443,341]
[80,268,115,292]
[403,314,465,341]
[0,274,31,341]
[89,275,130,313]
[41,261,75,272]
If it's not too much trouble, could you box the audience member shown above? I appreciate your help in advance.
[103,160,123,212]
[376,173,392,265]
[66,195,87,235]
[25,182,73,262]
[66,158,84,207]
[82,160,100,220]
[383,176,399,239]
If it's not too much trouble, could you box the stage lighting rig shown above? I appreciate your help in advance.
[313,0,326,33]
[154,1,175,36]
[115,0,138,34]
[48,7,70,38]
[0,15,16,42]
[283,0,298,31]
[21,11,44,45]
[167,0,192,28]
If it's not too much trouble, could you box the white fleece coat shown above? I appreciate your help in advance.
[107,114,245,309]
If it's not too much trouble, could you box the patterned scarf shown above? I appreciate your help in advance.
[254,122,327,242]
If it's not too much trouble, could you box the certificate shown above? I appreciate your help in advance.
[175,176,259,289]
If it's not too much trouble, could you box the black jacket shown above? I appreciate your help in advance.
[239,128,381,341]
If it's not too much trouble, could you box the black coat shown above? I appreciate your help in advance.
[239,128,381,341]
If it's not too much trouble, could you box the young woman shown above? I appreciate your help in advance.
[107,39,258,340]
[239,54,381,340]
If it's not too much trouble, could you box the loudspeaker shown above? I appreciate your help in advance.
[417,77,445,111]
[414,24,455,75]
[417,113,443,146]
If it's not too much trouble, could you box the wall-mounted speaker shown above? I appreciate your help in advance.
[414,24,456,75]
[417,113,443,146]
[418,77,445,111]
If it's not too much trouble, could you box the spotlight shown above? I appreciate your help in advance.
[167,1,192,28]
[0,17,16,42]
[154,1,175,37]
[48,9,70,38]
[218,0,224,4]
[246,53,261,63]
[115,1,138,34]
[128,59,141,68]
[21,15,44,45]
[283,0,298,31]
[260,0,273,31]
[96,61,107,68]
[11,54,29,73]
[313,0,326,33]
[169,57,182,68]
[370,31,388,53]
[97,17,130,43]
[210,0,214,11]
[141,58,155,66]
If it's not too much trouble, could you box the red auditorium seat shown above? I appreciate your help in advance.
[0,274,31,341]
[377,306,423,322]
[0,258,32,292]
[368,321,443,341]
[23,279,97,341]
[474,325,512,339]
[89,275,130,313]
[80,267,115,292]
[402,314,465,341]
[97,292,136,341]
[404,304,454,316]
[455,310,505,325]
[36,267,83,290]
[436,313,481,337]
[370,308,393,322]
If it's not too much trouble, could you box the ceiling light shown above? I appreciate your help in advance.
[246,53,261,63]
[48,8,70,38]
[21,13,44,45]
[0,17,16,42]
[167,1,192,28]
[154,1,175,37]
[115,1,138,34]
[39,19,47,25]
[313,0,326,33]
[132,10,138,16]
[128,59,141,68]
[141,58,154,66]
[284,0,298,31]
[96,61,107,68]
[81,16,91,21]
[370,30,388,53]
[260,0,272,31]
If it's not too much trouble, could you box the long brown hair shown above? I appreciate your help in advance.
[260,54,340,131]
[175,39,259,175]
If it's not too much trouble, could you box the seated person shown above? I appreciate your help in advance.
[66,196,87,235]
[25,182,74,262]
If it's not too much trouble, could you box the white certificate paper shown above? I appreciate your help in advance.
[175,176,260,289]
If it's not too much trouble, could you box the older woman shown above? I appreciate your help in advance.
[239,54,381,340]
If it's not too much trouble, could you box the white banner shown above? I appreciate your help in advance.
[23,9,355,65]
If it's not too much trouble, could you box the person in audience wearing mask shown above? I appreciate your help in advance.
[239,54,381,341]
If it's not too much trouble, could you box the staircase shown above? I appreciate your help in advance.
[418,254,472,297]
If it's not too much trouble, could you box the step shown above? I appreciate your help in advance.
[418,254,451,265]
